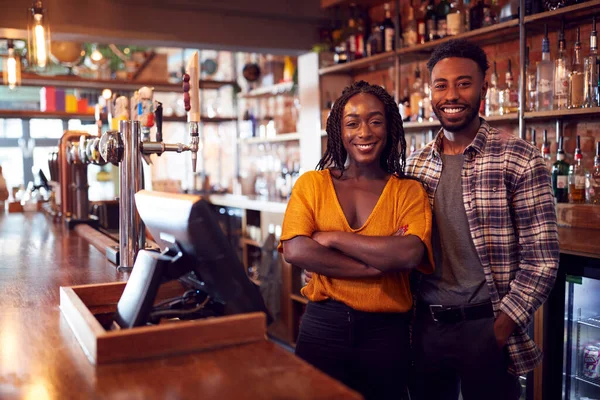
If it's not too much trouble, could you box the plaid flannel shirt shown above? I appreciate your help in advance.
[406,119,559,375]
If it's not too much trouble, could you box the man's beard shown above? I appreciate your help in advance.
[432,98,481,133]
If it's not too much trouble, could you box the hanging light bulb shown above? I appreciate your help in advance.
[90,44,104,64]
[27,0,51,70]
[3,40,22,89]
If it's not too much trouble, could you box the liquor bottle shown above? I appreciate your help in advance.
[483,0,497,27]
[404,0,419,47]
[399,78,411,121]
[536,25,555,111]
[410,135,417,154]
[500,59,519,114]
[366,23,382,57]
[345,10,358,62]
[417,0,428,44]
[569,27,585,108]
[544,0,566,10]
[381,2,396,53]
[526,46,537,111]
[425,0,438,42]
[463,0,472,31]
[354,7,366,59]
[410,68,424,121]
[541,129,552,168]
[586,141,600,204]
[568,135,586,204]
[584,17,599,107]
[530,128,537,148]
[485,61,500,117]
[469,0,484,30]
[554,24,569,110]
[447,0,465,36]
[436,0,451,38]
[552,135,570,203]
[419,83,433,122]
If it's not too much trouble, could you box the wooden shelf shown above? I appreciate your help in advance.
[13,74,236,92]
[321,0,388,9]
[0,110,98,121]
[319,51,395,76]
[241,237,262,248]
[403,120,441,130]
[290,293,308,305]
[486,113,519,123]
[319,20,519,75]
[524,107,600,121]
[238,81,294,99]
[240,133,301,144]
[524,0,600,29]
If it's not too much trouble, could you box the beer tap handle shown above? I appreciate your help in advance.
[185,51,200,173]
[155,101,163,143]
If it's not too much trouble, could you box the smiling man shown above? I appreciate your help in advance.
[406,39,559,400]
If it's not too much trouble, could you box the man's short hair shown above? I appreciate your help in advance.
[426,39,490,77]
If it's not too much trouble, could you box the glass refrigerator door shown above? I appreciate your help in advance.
[564,272,600,400]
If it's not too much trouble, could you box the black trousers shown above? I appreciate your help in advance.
[411,305,522,400]
[295,300,410,400]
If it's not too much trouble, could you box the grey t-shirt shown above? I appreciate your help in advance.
[418,153,490,306]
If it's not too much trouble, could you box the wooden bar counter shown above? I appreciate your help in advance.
[0,212,361,400]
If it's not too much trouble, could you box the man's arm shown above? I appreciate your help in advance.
[313,231,426,272]
[282,236,382,278]
[498,152,559,339]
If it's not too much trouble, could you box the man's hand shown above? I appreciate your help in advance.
[304,270,313,285]
[312,231,337,248]
[493,311,518,349]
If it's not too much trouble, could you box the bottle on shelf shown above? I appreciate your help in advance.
[526,46,537,112]
[381,2,396,53]
[355,7,367,59]
[536,24,555,111]
[569,27,585,109]
[425,0,438,42]
[485,60,500,117]
[530,128,537,148]
[568,135,586,204]
[447,0,465,36]
[345,6,359,62]
[366,23,382,57]
[404,0,419,47]
[419,83,433,122]
[483,0,497,27]
[554,23,569,110]
[399,78,411,122]
[552,135,570,203]
[541,129,552,168]
[584,16,599,108]
[463,0,472,31]
[436,0,451,38]
[469,0,491,30]
[543,0,567,11]
[500,59,519,115]
[417,0,428,44]
[586,141,600,205]
[410,68,424,121]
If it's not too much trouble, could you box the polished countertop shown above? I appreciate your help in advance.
[0,212,360,400]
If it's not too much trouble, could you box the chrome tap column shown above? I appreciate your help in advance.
[118,120,145,271]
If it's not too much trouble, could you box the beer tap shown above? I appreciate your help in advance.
[98,51,202,271]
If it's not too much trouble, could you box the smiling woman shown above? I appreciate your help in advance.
[277,81,434,400]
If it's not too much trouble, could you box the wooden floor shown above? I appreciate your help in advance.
[0,212,361,399]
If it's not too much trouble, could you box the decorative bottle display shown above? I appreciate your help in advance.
[381,3,396,52]
[568,135,586,204]
[552,135,570,203]
[536,25,555,111]
[500,59,519,115]
[569,28,585,109]
[541,129,552,168]
[584,17,599,108]
[526,47,537,112]
[485,61,500,117]
[554,24,569,110]
[586,141,600,205]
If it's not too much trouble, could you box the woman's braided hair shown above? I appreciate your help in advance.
[317,80,407,177]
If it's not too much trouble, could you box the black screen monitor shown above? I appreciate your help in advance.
[113,190,271,329]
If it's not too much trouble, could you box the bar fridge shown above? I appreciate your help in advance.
[559,253,600,400]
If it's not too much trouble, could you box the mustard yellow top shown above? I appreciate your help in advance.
[278,169,434,313]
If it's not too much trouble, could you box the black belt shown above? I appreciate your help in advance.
[421,301,494,323]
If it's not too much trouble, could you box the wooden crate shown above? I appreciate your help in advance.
[59,280,267,365]
[556,204,600,230]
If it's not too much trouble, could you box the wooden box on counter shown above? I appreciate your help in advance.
[59,280,266,365]
[556,204,600,230]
